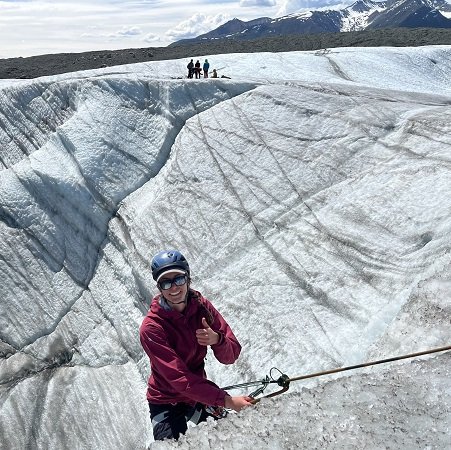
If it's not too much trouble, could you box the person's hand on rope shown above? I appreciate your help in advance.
[196,317,219,346]
[224,395,254,412]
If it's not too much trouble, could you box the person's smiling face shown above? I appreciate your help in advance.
[158,271,188,312]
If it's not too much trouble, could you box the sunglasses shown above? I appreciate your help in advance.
[158,274,187,291]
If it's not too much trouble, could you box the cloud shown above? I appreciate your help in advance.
[277,0,350,15]
[81,26,143,39]
[81,25,143,40]
[165,12,231,41]
[239,0,276,6]
[110,26,143,38]
[0,0,115,15]
[142,33,161,43]
[1,0,280,57]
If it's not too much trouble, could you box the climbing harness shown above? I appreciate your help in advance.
[222,344,451,404]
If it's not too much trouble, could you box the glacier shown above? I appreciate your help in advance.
[0,46,450,449]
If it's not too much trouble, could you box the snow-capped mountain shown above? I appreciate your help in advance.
[369,0,451,28]
[341,0,388,32]
[170,0,451,46]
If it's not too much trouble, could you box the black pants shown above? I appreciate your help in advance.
[149,402,224,441]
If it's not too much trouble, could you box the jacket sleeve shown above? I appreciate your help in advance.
[202,298,242,365]
[140,322,228,407]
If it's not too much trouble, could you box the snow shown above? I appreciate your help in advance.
[272,11,314,22]
[340,1,388,32]
[0,46,451,450]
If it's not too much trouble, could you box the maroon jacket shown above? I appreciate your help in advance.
[139,289,241,407]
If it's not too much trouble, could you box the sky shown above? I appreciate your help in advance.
[0,45,450,449]
[0,0,356,59]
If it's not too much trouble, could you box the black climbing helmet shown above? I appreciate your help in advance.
[151,250,190,281]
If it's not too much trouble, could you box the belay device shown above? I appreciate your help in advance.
[222,367,291,403]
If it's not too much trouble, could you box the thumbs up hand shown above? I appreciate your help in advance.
[196,317,219,346]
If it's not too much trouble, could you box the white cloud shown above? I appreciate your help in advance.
[277,0,350,15]
[109,26,143,38]
[165,12,231,40]
[0,0,115,15]
[239,0,276,6]
[142,32,161,43]
[0,0,278,57]
[81,26,143,40]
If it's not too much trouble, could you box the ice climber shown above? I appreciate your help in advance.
[140,249,253,441]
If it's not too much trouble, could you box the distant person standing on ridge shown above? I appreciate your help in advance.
[187,59,194,78]
[140,250,253,441]
[211,69,218,78]
[203,59,210,78]
[194,60,201,79]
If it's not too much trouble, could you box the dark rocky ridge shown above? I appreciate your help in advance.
[1,27,451,80]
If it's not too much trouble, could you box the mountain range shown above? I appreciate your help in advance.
[171,0,451,46]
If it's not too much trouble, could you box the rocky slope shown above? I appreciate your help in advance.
[1,27,451,79]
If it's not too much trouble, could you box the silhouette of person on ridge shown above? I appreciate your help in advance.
[203,59,210,78]
[210,69,230,79]
[194,60,201,79]
[187,59,194,79]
